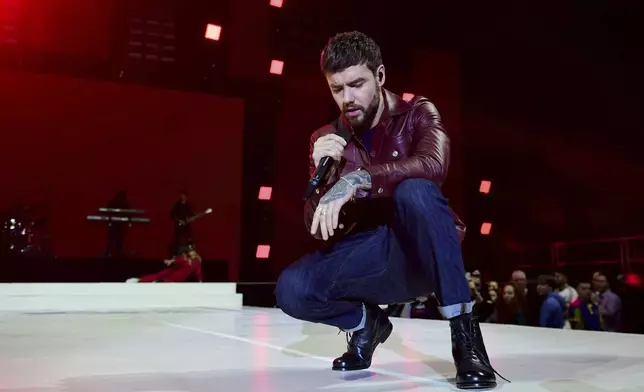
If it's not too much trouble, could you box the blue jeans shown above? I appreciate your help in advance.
[276,179,472,331]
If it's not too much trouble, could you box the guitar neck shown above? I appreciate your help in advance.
[187,210,211,222]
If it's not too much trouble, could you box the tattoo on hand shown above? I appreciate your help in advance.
[342,170,372,190]
[318,170,372,204]
[319,178,354,203]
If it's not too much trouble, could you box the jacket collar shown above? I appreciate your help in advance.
[383,88,412,117]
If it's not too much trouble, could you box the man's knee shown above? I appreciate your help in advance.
[275,266,300,315]
[393,179,442,207]
[275,261,319,319]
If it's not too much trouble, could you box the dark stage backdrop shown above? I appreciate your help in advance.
[0,70,244,280]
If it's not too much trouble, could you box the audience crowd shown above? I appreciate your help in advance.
[387,269,644,334]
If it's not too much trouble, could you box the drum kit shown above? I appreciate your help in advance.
[0,204,49,255]
[1,203,210,256]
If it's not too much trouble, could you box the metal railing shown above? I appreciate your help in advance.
[550,234,644,272]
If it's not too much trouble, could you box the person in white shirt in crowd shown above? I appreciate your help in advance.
[554,271,579,305]
[553,271,578,329]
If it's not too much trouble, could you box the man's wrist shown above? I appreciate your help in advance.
[341,170,372,191]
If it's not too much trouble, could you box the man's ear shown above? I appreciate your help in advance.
[376,65,386,86]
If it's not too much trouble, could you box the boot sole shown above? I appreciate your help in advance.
[456,381,497,390]
[332,322,393,371]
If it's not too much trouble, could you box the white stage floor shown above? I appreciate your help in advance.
[1,307,643,391]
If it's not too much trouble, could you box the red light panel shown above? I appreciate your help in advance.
[256,245,271,259]
[258,186,273,200]
[479,180,491,194]
[270,0,283,8]
[270,60,284,75]
[480,222,492,235]
[402,93,414,102]
[205,24,222,41]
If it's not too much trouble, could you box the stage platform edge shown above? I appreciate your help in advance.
[0,283,242,312]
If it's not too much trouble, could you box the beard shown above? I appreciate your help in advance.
[343,91,380,131]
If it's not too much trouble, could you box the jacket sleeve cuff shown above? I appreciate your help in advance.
[357,166,391,198]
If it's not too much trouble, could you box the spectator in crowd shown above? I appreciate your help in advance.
[472,280,484,303]
[569,281,603,331]
[467,271,486,314]
[512,269,541,326]
[536,275,566,329]
[593,273,622,332]
[385,296,442,320]
[488,282,527,326]
[471,270,482,291]
[554,270,579,306]
[476,281,498,322]
[554,270,578,329]
[511,270,528,296]
[409,296,443,320]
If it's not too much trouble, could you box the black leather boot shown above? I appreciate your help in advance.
[450,313,498,390]
[332,304,393,371]
[472,317,490,364]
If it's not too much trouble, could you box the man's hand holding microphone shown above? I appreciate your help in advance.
[311,134,347,168]
[310,134,358,241]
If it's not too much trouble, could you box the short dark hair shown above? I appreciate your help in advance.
[537,275,556,288]
[320,31,382,76]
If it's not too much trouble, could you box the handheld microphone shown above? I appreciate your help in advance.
[302,129,352,201]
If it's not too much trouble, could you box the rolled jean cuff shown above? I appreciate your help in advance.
[438,301,474,319]
[343,303,367,332]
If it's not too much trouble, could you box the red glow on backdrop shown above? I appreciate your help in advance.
[270,60,284,75]
[479,180,491,194]
[402,93,415,101]
[0,69,244,281]
[481,222,492,235]
[205,24,222,41]
[625,273,642,288]
[269,0,283,8]
[258,186,273,200]
[256,245,271,259]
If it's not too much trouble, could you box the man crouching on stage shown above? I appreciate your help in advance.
[275,31,501,389]
[126,245,203,283]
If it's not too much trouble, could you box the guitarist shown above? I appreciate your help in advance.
[170,191,194,254]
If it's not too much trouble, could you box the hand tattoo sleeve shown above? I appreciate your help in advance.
[341,170,372,190]
[319,177,354,204]
[318,170,372,204]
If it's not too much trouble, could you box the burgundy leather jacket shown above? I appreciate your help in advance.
[304,89,466,242]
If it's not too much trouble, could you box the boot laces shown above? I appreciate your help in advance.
[456,330,480,361]
[338,330,355,350]
[462,323,511,384]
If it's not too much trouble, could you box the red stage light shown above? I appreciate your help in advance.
[258,186,273,200]
[270,0,284,8]
[402,93,414,101]
[479,180,491,194]
[256,245,271,259]
[625,272,642,288]
[205,24,222,41]
[270,60,284,75]
[480,222,492,235]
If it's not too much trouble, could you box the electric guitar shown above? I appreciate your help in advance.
[177,208,213,226]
